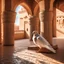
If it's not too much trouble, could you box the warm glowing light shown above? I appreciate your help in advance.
[14,50,63,64]
[15,5,29,31]
[15,5,23,26]
[15,5,27,26]
[56,9,64,37]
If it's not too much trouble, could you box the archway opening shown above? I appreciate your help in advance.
[14,5,30,40]
[56,8,64,37]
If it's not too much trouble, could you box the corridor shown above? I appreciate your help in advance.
[0,39,64,64]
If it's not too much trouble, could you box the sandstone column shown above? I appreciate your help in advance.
[3,11,16,46]
[39,0,45,36]
[29,15,39,41]
[29,16,35,41]
[44,11,53,44]
[0,0,1,44]
[29,15,33,41]
[52,6,56,37]
[44,0,54,45]
[35,16,40,34]
[35,0,45,36]
[39,11,44,36]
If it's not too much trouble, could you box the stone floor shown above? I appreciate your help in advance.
[0,39,64,64]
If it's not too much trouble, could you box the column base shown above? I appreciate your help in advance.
[28,45,58,53]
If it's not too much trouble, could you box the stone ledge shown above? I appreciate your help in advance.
[28,45,58,53]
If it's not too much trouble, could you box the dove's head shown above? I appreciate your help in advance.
[32,31,38,35]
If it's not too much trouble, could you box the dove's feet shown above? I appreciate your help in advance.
[36,48,42,53]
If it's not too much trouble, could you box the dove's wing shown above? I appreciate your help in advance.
[37,36,56,53]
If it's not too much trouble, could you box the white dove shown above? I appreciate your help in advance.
[32,31,56,53]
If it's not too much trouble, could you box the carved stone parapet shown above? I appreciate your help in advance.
[3,11,16,23]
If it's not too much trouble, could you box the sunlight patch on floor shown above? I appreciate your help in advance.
[14,50,63,64]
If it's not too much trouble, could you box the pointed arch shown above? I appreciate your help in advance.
[14,2,32,15]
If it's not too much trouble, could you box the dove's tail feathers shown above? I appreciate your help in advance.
[45,45,56,53]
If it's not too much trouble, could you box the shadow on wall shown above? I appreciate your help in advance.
[24,31,30,39]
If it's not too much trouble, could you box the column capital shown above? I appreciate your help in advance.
[2,11,16,23]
